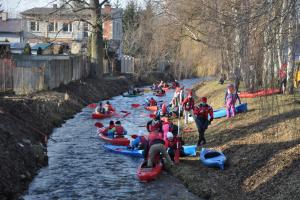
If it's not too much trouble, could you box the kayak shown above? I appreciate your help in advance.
[92,111,115,119]
[188,103,248,121]
[122,93,143,97]
[137,160,163,182]
[155,93,166,97]
[183,145,197,156]
[214,103,248,119]
[103,144,143,157]
[200,148,226,170]
[239,88,280,98]
[145,106,158,111]
[103,143,197,158]
[97,129,130,146]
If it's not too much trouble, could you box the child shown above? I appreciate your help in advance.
[224,84,241,118]
[182,92,195,124]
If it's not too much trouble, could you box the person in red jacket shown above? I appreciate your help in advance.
[103,101,115,114]
[112,121,127,138]
[182,91,195,124]
[149,97,157,106]
[193,97,214,146]
[164,132,185,161]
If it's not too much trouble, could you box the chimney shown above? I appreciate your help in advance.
[1,12,8,21]
[104,2,112,14]
[53,4,57,9]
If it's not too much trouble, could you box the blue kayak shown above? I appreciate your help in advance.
[104,144,197,157]
[188,103,248,122]
[104,144,143,157]
[213,103,248,119]
[200,148,226,170]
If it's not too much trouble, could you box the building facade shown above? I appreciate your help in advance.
[0,12,24,43]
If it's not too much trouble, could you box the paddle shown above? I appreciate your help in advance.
[174,89,183,164]
[131,104,141,108]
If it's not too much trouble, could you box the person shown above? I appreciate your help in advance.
[105,121,115,137]
[147,128,173,168]
[149,97,157,106]
[103,101,114,114]
[95,102,105,114]
[164,132,185,161]
[224,84,241,118]
[193,97,214,146]
[146,115,162,133]
[279,64,287,94]
[111,121,127,138]
[163,82,169,88]
[172,80,180,88]
[182,91,195,124]
[218,74,225,85]
[158,80,164,88]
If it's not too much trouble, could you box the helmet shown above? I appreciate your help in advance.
[201,97,207,103]
[167,132,173,139]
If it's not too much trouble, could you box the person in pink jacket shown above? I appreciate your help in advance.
[224,84,241,118]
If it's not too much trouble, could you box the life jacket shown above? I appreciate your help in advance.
[161,104,167,114]
[193,103,213,120]
[107,104,114,112]
[148,132,164,147]
[183,97,194,111]
[115,125,125,136]
[149,99,157,106]
[149,120,161,132]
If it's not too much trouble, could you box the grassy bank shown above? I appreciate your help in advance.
[171,81,300,200]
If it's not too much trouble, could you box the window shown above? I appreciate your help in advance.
[62,22,73,32]
[30,21,39,31]
[48,22,54,32]
[48,22,58,32]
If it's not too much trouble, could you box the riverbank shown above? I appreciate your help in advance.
[170,81,300,199]
[0,73,170,199]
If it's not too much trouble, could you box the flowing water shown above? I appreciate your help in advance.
[23,79,202,200]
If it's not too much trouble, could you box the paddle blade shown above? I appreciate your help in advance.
[88,103,97,108]
[95,122,104,128]
[149,114,156,118]
[131,134,138,139]
[131,104,141,108]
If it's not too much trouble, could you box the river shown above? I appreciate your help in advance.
[23,78,202,200]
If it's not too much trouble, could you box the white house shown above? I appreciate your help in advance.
[0,12,24,43]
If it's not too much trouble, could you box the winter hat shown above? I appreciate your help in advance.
[201,97,207,103]
[167,132,173,139]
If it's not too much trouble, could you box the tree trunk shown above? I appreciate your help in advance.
[287,5,296,94]
[90,0,104,78]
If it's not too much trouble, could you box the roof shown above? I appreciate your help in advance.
[0,19,22,33]
[31,43,52,50]
[20,7,122,18]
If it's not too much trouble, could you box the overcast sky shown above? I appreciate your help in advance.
[1,0,142,17]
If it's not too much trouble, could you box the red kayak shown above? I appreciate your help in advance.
[239,88,280,98]
[97,129,130,146]
[137,160,163,182]
[145,106,158,111]
[162,87,170,92]
[91,112,115,119]
[155,93,166,97]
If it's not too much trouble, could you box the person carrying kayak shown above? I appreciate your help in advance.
[147,127,173,168]
[182,91,195,124]
[224,84,241,118]
[103,101,115,114]
[111,121,127,138]
[164,132,185,161]
[95,102,105,114]
[193,97,214,146]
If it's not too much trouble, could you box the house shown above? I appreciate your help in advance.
[20,3,123,56]
[31,43,53,55]
[0,12,24,43]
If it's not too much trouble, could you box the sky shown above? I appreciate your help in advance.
[1,0,142,17]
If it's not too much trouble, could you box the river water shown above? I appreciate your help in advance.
[23,79,202,200]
